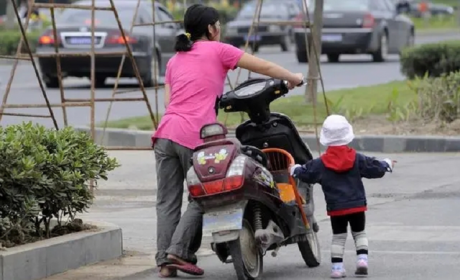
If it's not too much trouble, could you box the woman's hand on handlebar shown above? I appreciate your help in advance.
[286,73,304,90]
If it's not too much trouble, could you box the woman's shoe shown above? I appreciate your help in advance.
[158,266,177,278]
[166,254,204,276]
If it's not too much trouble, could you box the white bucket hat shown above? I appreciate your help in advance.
[319,114,355,147]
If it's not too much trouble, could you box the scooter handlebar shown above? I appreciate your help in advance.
[283,77,308,89]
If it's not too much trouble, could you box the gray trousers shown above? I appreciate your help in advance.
[154,138,203,266]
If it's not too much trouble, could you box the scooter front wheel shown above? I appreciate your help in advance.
[228,219,263,280]
[298,230,321,267]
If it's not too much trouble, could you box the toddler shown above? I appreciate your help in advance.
[290,115,395,278]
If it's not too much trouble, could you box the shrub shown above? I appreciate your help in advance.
[0,29,41,56]
[400,40,460,79]
[0,123,119,247]
[407,72,460,123]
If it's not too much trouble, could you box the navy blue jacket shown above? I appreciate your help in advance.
[292,146,391,215]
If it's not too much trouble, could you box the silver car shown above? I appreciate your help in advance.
[36,0,181,88]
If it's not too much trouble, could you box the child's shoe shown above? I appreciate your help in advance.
[355,254,368,277]
[330,263,346,278]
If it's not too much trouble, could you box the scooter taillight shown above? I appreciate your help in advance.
[188,175,244,197]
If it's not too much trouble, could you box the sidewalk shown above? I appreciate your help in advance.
[44,151,212,279]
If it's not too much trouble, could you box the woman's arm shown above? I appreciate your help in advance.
[164,84,170,108]
[236,53,303,88]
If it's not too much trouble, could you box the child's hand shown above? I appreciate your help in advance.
[290,164,301,176]
[383,158,396,172]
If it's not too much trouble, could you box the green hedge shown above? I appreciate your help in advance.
[0,29,41,56]
[400,40,460,79]
[0,123,119,247]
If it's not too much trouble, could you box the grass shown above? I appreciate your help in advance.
[100,80,416,131]
[411,14,458,30]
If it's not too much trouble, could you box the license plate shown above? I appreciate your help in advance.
[202,208,243,236]
[244,35,261,42]
[321,34,342,42]
[67,37,94,45]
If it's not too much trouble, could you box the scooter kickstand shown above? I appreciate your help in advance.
[271,245,281,257]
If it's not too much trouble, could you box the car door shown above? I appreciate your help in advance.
[384,0,411,50]
[155,6,177,69]
[371,0,399,53]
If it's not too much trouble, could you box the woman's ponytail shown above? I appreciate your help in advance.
[174,34,193,52]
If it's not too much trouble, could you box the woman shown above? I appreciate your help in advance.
[152,4,304,278]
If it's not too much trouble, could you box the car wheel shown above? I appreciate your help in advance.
[327,54,340,63]
[296,42,309,63]
[281,35,290,52]
[250,43,260,53]
[142,51,160,88]
[372,32,389,62]
[95,76,106,88]
[44,76,60,89]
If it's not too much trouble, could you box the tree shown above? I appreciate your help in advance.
[306,0,324,104]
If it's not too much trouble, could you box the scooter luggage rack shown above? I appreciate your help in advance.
[262,148,310,229]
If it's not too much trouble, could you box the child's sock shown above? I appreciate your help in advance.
[331,232,347,261]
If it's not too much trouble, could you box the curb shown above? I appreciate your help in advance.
[75,126,460,153]
[0,221,123,280]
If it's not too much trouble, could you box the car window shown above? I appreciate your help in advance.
[308,0,369,12]
[370,0,389,11]
[238,3,289,18]
[382,0,397,12]
[157,7,174,22]
[57,7,134,26]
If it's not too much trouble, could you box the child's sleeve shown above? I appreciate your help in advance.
[291,159,323,184]
[357,153,392,179]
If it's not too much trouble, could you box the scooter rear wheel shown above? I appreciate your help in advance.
[228,219,263,280]
[298,230,321,267]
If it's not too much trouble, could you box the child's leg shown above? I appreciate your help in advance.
[330,215,348,278]
[349,212,368,276]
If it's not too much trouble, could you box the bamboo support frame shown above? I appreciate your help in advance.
[0,0,158,151]
[0,0,329,156]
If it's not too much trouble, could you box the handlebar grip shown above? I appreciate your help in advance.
[283,77,307,88]
[297,77,307,87]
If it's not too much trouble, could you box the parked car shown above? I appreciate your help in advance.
[225,0,301,52]
[394,0,454,17]
[36,0,181,88]
[294,0,415,63]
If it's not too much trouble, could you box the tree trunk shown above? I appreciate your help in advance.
[306,0,324,105]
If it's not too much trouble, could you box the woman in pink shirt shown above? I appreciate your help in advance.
[152,4,303,277]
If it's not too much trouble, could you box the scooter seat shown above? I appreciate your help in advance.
[241,145,268,167]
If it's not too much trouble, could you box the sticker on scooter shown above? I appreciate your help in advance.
[254,168,276,189]
[197,149,229,165]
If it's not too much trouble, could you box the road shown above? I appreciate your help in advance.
[0,32,457,129]
[51,151,460,280]
[109,151,460,280]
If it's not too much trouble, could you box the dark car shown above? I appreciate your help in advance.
[294,0,415,63]
[225,0,301,52]
[36,0,181,88]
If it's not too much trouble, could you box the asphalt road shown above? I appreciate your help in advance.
[0,32,458,128]
[118,151,460,280]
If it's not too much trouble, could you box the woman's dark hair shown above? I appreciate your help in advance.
[174,4,220,52]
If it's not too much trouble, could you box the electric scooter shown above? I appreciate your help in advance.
[186,77,321,279]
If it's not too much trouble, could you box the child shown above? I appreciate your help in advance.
[290,114,395,279]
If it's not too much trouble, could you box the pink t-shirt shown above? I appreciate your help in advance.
[152,41,244,150]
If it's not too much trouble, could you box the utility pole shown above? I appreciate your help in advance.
[306,0,324,104]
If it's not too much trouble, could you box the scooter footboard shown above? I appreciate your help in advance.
[202,200,248,243]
